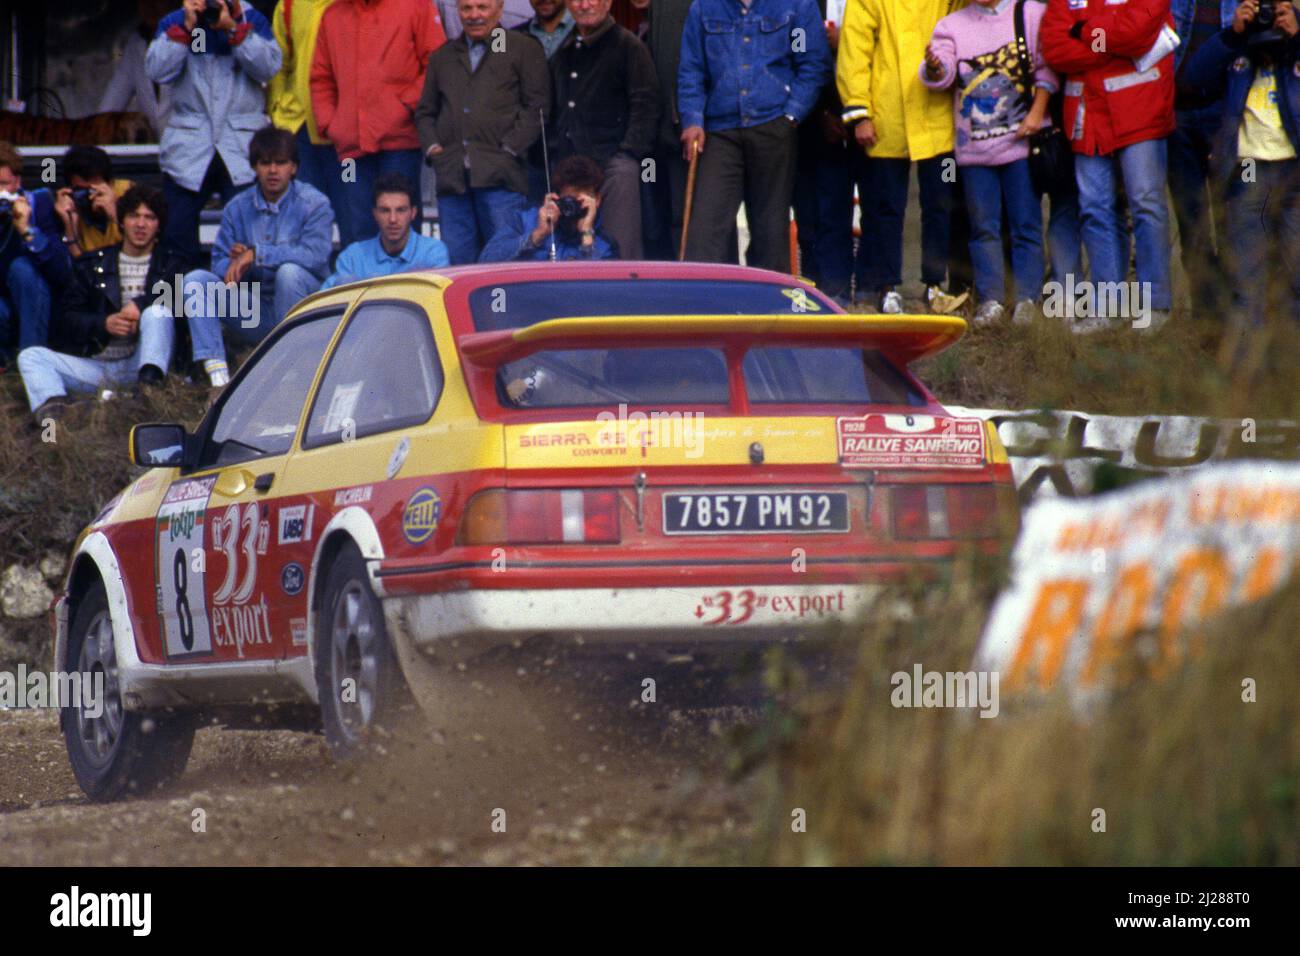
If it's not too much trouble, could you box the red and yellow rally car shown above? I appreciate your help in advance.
[55,262,1016,799]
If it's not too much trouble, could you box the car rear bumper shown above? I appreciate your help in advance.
[381,583,896,649]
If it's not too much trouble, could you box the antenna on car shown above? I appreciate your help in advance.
[538,107,557,262]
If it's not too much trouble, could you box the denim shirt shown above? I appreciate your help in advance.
[211,179,335,281]
[478,206,618,262]
[678,0,833,132]
[1170,0,1237,71]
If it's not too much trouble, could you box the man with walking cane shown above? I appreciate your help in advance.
[677,0,832,273]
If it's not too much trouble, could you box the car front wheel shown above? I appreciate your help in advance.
[63,582,195,802]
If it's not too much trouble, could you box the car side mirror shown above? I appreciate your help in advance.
[130,423,188,468]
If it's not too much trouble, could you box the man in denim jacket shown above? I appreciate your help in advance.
[146,1,282,269]
[678,0,832,272]
[182,127,334,387]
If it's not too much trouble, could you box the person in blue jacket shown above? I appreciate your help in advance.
[0,142,72,370]
[479,154,618,261]
[1183,0,1300,334]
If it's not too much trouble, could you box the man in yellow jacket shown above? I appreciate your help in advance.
[837,0,969,314]
[269,0,352,244]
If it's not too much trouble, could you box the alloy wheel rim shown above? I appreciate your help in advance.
[75,610,124,766]
[330,581,378,742]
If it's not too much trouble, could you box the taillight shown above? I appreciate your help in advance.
[889,483,1017,540]
[460,489,621,545]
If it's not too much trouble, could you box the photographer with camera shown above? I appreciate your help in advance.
[16,186,178,426]
[54,146,137,258]
[0,143,72,371]
[1183,0,1300,336]
[146,0,282,271]
[479,154,617,260]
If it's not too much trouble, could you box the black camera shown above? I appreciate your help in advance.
[0,189,22,228]
[201,0,226,29]
[557,196,587,221]
[71,187,94,215]
[1248,0,1285,48]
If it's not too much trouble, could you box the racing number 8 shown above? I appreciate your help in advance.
[173,549,194,650]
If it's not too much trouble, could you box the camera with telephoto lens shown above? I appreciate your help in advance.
[557,196,587,221]
[201,0,226,28]
[1248,0,1285,48]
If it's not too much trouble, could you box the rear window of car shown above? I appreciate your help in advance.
[743,347,924,406]
[499,347,729,408]
[468,279,832,331]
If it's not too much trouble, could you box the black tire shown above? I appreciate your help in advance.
[62,582,195,802]
[313,543,407,760]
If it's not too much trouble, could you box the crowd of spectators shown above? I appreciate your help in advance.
[0,0,1295,424]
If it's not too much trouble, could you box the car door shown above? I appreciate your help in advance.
[154,310,343,662]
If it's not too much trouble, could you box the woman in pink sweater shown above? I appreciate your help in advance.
[922,0,1059,327]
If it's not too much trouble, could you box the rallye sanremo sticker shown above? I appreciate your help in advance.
[837,414,987,469]
[156,476,218,659]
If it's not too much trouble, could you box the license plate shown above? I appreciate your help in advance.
[662,490,850,535]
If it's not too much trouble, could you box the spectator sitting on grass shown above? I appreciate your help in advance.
[321,173,451,290]
[182,126,334,387]
[53,145,137,258]
[478,154,617,261]
[17,185,178,426]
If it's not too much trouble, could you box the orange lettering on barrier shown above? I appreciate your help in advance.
[1158,547,1231,673]
[1008,580,1089,690]
[1082,562,1154,685]
[1241,547,1283,602]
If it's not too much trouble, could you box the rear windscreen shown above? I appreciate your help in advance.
[744,347,924,406]
[468,279,833,331]
[497,346,924,409]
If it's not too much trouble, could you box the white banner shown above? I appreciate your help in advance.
[950,407,1299,500]
[974,461,1300,691]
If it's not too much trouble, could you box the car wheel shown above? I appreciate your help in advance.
[63,582,195,802]
[314,543,406,760]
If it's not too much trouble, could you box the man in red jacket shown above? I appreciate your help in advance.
[1041,0,1176,331]
[311,0,446,244]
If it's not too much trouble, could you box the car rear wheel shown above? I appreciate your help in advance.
[314,544,407,760]
[63,582,195,802]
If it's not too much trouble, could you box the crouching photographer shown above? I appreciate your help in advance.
[478,154,618,261]
[1183,0,1300,336]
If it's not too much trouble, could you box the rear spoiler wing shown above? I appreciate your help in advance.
[458,314,966,367]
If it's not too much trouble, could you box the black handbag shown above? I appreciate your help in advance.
[1013,0,1074,195]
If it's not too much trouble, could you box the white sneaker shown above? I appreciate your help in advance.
[1133,309,1172,334]
[1072,315,1118,335]
[1011,299,1037,326]
[926,284,970,315]
[971,301,1005,328]
[880,289,904,314]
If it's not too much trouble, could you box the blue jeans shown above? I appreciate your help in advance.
[295,126,351,249]
[183,263,321,361]
[862,153,959,292]
[342,149,424,245]
[163,153,249,272]
[1225,158,1300,328]
[1075,138,1173,310]
[438,187,529,265]
[17,304,174,411]
[1046,183,1083,286]
[793,130,863,301]
[963,159,1045,304]
[0,255,53,355]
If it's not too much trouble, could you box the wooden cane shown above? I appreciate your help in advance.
[678,140,699,262]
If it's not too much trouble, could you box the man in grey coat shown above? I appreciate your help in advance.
[146,0,281,270]
[416,0,551,264]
